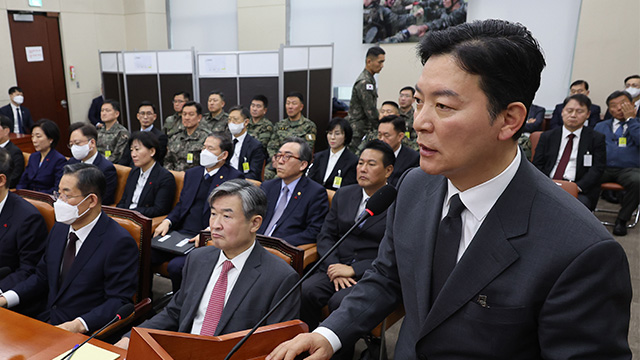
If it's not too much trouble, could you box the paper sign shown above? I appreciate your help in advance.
[25,46,44,62]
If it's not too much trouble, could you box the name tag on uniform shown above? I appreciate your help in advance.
[583,153,593,167]
[242,161,250,173]
[333,176,343,188]
[105,150,111,158]
[618,137,627,147]
[366,83,374,90]
[405,131,411,139]
[187,153,194,163]
[306,134,316,141]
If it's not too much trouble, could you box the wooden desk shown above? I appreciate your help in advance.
[9,133,35,153]
[0,307,127,359]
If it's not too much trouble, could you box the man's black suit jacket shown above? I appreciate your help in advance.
[236,133,266,181]
[67,153,117,205]
[388,145,419,187]
[307,148,358,191]
[0,104,33,134]
[532,126,606,209]
[4,140,25,188]
[117,163,176,218]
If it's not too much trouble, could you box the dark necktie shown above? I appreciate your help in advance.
[614,121,626,137]
[204,173,211,181]
[431,194,465,304]
[233,138,239,147]
[552,133,575,180]
[60,232,78,283]
[16,108,23,134]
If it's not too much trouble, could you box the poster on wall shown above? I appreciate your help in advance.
[363,0,467,44]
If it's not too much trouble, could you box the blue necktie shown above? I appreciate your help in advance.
[614,121,626,138]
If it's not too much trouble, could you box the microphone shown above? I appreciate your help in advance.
[224,185,397,360]
[0,267,11,280]
[61,303,135,360]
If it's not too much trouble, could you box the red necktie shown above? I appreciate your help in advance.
[553,134,575,180]
[200,260,234,336]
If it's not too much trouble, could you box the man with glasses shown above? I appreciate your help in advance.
[118,101,168,166]
[0,163,138,334]
[259,138,328,246]
[164,91,190,138]
[377,115,419,186]
[67,123,118,205]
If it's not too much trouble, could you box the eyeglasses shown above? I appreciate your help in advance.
[67,140,89,149]
[138,112,155,117]
[53,191,85,202]
[173,100,186,104]
[273,153,301,162]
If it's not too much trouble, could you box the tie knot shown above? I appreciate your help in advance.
[233,139,238,145]
[69,232,79,242]
[204,173,211,180]
[221,260,234,274]
[282,186,289,195]
[447,194,466,218]
[567,133,575,140]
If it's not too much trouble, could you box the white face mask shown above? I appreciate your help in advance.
[200,149,221,168]
[71,143,91,161]
[625,87,640,98]
[54,195,91,225]
[228,122,245,136]
[12,95,24,105]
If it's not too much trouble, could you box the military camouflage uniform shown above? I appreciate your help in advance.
[348,69,379,153]
[163,126,209,172]
[164,113,182,138]
[400,107,419,151]
[97,122,130,164]
[263,115,317,180]
[200,111,229,134]
[247,117,274,150]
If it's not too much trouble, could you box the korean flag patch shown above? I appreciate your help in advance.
[366,83,374,91]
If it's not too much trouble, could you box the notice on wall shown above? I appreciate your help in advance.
[133,54,154,70]
[25,46,44,62]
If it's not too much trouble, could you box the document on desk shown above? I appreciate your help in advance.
[151,230,196,255]
[53,343,120,360]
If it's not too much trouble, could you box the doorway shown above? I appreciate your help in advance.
[8,11,70,156]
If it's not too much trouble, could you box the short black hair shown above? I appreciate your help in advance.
[8,86,22,95]
[182,101,203,115]
[69,122,98,141]
[251,94,268,108]
[63,163,106,203]
[286,91,305,104]
[208,131,234,160]
[400,86,415,95]
[228,105,250,119]
[129,131,161,161]
[563,94,592,110]
[138,101,157,113]
[0,115,11,130]
[283,137,312,171]
[33,119,60,149]
[362,139,395,168]
[102,99,121,114]
[0,147,13,189]
[381,101,400,111]
[208,90,225,102]
[624,75,640,84]
[418,19,546,140]
[366,46,386,58]
[173,91,191,101]
[570,80,589,90]
[606,90,633,107]
[327,117,353,146]
[378,115,406,133]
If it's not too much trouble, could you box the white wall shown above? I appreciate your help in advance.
[169,0,238,51]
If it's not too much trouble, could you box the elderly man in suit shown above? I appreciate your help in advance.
[259,138,328,246]
[533,94,606,210]
[269,19,632,360]
[0,163,139,333]
[301,140,394,359]
[0,86,33,134]
[227,105,265,180]
[115,179,300,350]
[377,115,419,187]
[67,123,117,205]
[0,115,25,188]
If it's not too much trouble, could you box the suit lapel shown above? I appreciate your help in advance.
[139,166,159,206]
[0,194,14,239]
[548,129,562,167]
[278,177,307,222]
[576,128,591,171]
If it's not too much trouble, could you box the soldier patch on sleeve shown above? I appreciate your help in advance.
[306,134,316,141]
[366,83,374,91]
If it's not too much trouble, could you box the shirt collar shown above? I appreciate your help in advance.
[215,240,256,274]
[0,139,9,148]
[141,161,156,177]
[0,191,8,215]
[561,125,583,139]
[10,103,19,111]
[84,151,99,164]
[233,131,248,144]
[393,144,402,158]
[281,176,301,194]
[446,149,521,222]
[329,146,345,159]
[141,125,154,132]
[204,166,221,177]
[69,212,102,244]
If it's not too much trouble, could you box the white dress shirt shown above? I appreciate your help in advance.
[0,139,9,148]
[323,147,346,183]
[130,162,156,209]
[230,132,248,170]
[10,104,20,133]
[613,118,629,135]
[549,126,582,182]
[83,151,99,165]
[190,241,256,334]
[0,191,8,294]
[393,144,402,158]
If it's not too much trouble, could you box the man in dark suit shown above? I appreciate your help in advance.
[0,148,48,292]
[118,101,168,166]
[0,163,139,333]
[549,80,602,130]
[258,138,329,246]
[270,19,632,360]
[533,94,606,210]
[88,93,104,127]
[115,179,299,350]
[0,86,33,134]
[227,105,265,180]
[521,103,545,133]
[377,115,419,186]
[67,123,117,205]
[301,140,394,359]
[0,115,25,187]
[154,132,244,291]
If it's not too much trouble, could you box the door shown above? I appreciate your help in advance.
[8,12,70,156]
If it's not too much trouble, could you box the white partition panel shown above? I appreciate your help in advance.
[309,46,333,70]
[283,47,309,72]
[123,52,158,75]
[239,52,279,76]
[158,51,193,74]
[198,54,238,77]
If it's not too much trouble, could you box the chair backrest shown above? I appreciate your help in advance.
[326,189,335,208]
[22,152,29,170]
[553,180,579,198]
[199,231,304,276]
[169,170,184,208]
[529,131,543,161]
[247,178,262,187]
[102,206,152,302]
[14,189,56,231]
[112,164,132,206]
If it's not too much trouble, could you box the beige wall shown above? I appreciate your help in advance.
[377,43,423,106]
[237,0,286,51]
[0,0,167,125]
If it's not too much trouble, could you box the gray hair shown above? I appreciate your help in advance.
[283,137,312,169]
[207,179,267,220]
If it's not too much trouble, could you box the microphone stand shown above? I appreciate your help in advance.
[61,311,128,360]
